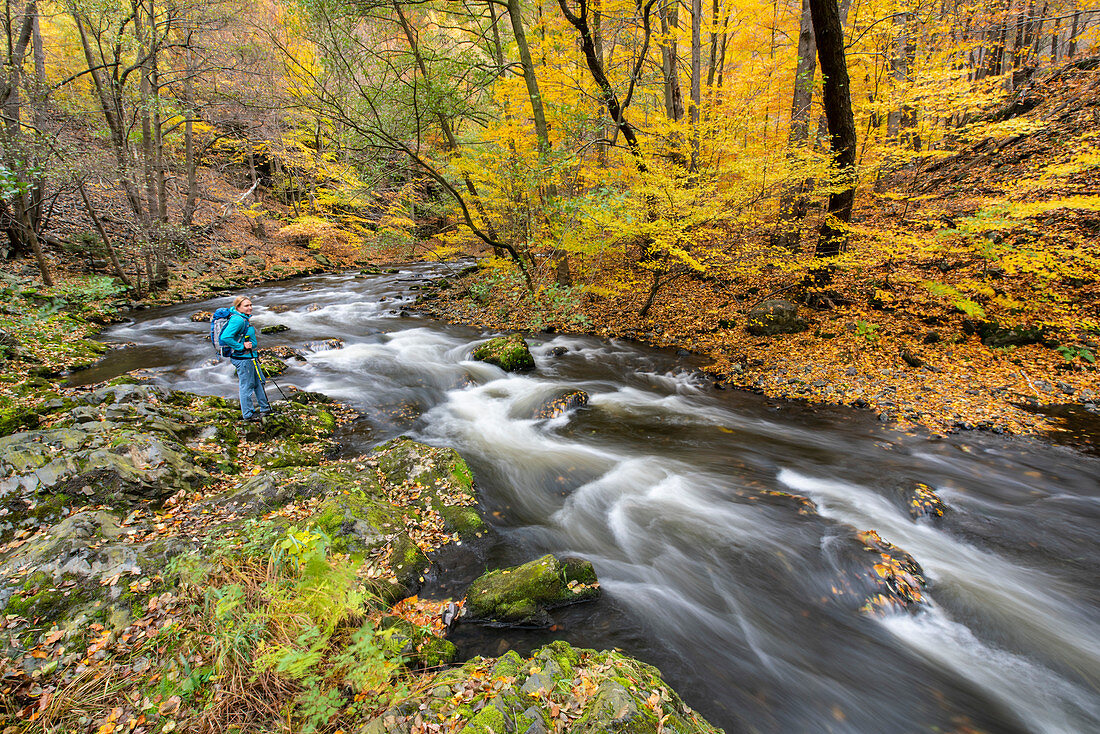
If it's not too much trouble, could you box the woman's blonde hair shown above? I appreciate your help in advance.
[232,295,251,309]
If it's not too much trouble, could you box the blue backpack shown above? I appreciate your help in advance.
[210,307,235,358]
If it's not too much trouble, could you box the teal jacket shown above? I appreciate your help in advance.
[220,308,258,359]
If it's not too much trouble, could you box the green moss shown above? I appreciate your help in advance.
[534,640,579,678]
[0,396,39,437]
[465,555,599,625]
[4,572,92,623]
[471,334,535,372]
[489,650,526,680]
[390,534,429,590]
[439,505,486,536]
[418,636,457,668]
[463,701,510,734]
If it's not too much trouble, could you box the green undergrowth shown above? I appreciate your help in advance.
[169,520,415,732]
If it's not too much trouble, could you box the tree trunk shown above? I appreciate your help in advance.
[393,1,509,266]
[183,45,199,226]
[706,0,720,87]
[809,0,857,257]
[70,11,146,222]
[773,0,816,250]
[813,0,850,149]
[507,0,552,156]
[1050,16,1060,63]
[0,0,51,283]
[690,0,702,170]
[887,11,908,140]
[658,1,684,121]
[1067,8,1080,58]
[78,182,131,286]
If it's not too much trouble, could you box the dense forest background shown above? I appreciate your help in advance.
[1,0,1098,433]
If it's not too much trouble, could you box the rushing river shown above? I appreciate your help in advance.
[73,264,1100,734]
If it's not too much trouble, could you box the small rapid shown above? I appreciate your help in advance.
[73,264,1100,734]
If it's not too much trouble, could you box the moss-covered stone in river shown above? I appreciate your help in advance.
[471,333,535,372]
[464,554,600,626]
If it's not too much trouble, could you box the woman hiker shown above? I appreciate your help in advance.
[219,296,271,421]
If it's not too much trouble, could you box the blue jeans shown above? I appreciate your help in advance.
[231,357,270,419]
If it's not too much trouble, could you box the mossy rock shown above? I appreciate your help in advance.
[288,390,336,405]
[366,643,723,734]
[240,403,335,442]
[390,533,429,594]
[309,486,395,555]
[379,617,458,668]
[464,554,599,626]
[369,438,484,537]
[260,324,290,334]
[205,466,364,517]
[0,511,194,632]
[471,333,535,372]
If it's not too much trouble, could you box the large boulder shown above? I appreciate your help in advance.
[745,299,808,336]
[371,437,485,536]
[464,554,599,626]
[471,334,535,371]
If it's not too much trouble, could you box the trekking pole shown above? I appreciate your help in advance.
[253,357,289,402]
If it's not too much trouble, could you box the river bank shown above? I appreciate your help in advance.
[411,264,1099,448]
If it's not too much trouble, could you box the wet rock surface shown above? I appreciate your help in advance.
[535,389,590,419]
[464,554,600,627]
[471,333,536,372]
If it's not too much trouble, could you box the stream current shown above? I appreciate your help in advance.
[73,264,1100,734]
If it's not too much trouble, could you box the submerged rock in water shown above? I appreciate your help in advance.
[471,333,535,372]
[464,554,599,627]
[905,482,947,520]
[826,529,927,615]
[535,389,589,419]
